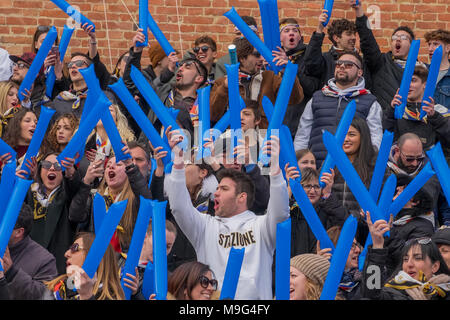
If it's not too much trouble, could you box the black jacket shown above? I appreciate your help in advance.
[26,173,83,275]
[355,15,403,112]
[290,193,348,256]
[303,31,372,90]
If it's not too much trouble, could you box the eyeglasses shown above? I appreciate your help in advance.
[41,160,62,171]
[335,60,361,69]
[193,46,211,54]
[392,34,411,42]
[302,184,321,191]
[400,151,425,163]
[13,62,29,70]
[198,275,218,290]
[180,60,202,76]
[351,242,362,251]
[251,51,261,58]
[69,242,85,253]
[67,60,88,68]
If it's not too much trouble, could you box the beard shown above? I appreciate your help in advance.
[398,158,419,174]
[335,72,357,86]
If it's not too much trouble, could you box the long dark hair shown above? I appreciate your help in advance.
[2,108,37,149]
[31,25,59,54]
[168,261,215,300]
[346,117,377,184]
[390,238,450,281]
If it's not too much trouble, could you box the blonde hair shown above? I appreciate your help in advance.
[45,232,125,300]
[97,169,136,249]
[87,104,136,143]
[0,81,19,116]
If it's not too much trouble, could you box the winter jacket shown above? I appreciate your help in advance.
[284,42,321,138]
[383,101,450,151]
[26,173,84,275]
[294,77,382,167]
[303,31,373,90]
[4,236,58,299]
[290,193,348,256]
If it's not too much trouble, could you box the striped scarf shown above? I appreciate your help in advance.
[385,270,450,300]
[321,85,369,99]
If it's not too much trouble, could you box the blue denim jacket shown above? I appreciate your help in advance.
[433,67,450,107]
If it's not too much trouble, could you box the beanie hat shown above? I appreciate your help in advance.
[290,254,330,286]
[432,226,450,246]
[148,43,167,67]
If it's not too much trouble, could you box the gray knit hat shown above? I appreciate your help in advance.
[290,254,330,286]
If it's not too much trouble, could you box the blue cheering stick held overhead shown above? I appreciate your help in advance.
[426,142,450,205]
[19,26,58,102]
[318,100,356,188]
[394,39,421,119]
[420,45,443,120]
[50,0,95,31]
[259,61,298,165]
[136,0,148,47]
[46,25,74,98]
[322,0,334,27]
[147,11,175,57]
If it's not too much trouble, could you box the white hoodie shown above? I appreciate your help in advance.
[166,168,290,300]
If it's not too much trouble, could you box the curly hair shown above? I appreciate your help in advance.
[424,29,450,45]
[327,19,357,47]
[40,113,79,156]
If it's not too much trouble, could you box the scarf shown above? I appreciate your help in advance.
[103,187,125,253]
[167,90,199,126]
[385,270,450,300]
[31,182,61,220]
[57,87,88,110]
[393,209,435,228]
[321,84,370,99]
[339,268,362,293]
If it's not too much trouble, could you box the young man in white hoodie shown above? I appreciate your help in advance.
[164,127,290,300]
[293,51,382,168]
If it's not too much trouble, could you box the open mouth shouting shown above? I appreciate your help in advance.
[47,172,57,181]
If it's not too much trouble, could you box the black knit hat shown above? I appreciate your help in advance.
[432,226,450,246]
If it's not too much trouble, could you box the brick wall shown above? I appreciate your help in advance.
[1,0,449,71]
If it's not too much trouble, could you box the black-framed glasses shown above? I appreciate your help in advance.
[193,46,210,54]
[41,160,62,171]
[302,184,321,192]
[67,60,88,68]
[13,62,29,70]
[335,60,361,69]
[251,51,261,58]
[392,34,410,42]
[400,151,425,163]
[180,60,202,76]
[198,275,218,290]
[69,242,85,253]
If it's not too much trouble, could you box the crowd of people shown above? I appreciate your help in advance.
[0,0,449,301]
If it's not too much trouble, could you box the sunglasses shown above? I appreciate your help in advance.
[251,51,261,58]
[67,60,88,68]
[400,151,425,163]
[302,184,321,191]
[37,25,51,32]
[180,60,202,76]
[69,242,85,253]
[335,60,361,69]
[193,46,210,54]
[41,160,62,171]
[198,275,218,290]
[406,237,432,246]
[392,34,410,42]
[13,62,29,70]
